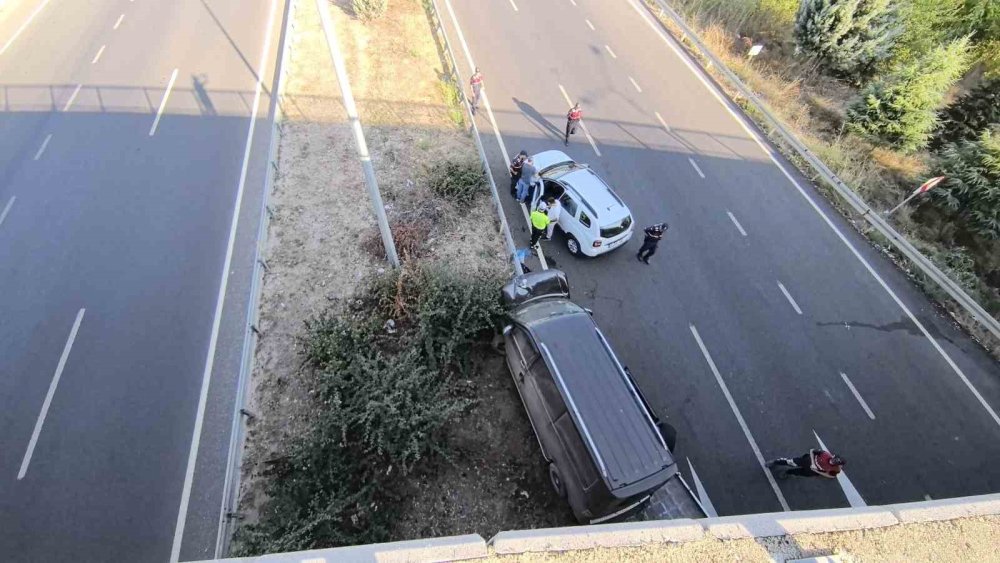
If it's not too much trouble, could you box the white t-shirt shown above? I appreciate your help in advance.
[547,201,561,222]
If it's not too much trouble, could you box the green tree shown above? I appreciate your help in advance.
[932,128,1000,239]
[961,0,1000,77]
[893,0,964,65]
[931,79,1000,149]
[847,37,971,151]
[794,0,903,80]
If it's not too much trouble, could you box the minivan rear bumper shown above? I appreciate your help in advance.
[582,228,633,257]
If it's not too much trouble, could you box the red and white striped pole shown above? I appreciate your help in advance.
[885,176,946,216]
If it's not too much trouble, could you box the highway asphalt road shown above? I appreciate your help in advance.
[0,0,286,560]
[439,0,1000,517]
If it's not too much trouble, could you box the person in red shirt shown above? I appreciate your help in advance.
[469,68,484,114]
[565,102,582,145]
[768,449,845,479]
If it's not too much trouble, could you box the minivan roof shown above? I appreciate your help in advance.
[560,168,628,222]
[525,310,673,491]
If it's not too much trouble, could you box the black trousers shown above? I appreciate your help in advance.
[638,240,658,261]
[510,172,521,197]
[565,120,579,142]
[772,454,819,478]
[531,227,546,246]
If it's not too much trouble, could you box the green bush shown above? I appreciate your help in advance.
[425,159,487,204]
[794,0,903,81]
[930,79,1000,149]
[846,37,971,152]
[352,0,388,21]
[931,128,1000,240]
[893,0,964,65]
[232,265,505,555]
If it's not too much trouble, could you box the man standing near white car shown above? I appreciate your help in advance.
[544,196,561,240]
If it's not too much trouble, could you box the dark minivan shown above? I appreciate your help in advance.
[501,270,689,524]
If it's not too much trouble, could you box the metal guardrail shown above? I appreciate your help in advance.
[646,0,1000,341]
[215,0,296,557]
[425,0,522,276]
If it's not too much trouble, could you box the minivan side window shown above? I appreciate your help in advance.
[560,193,579,218]
[531,363,568,420]
[579,210,592,228]
[512,327,539,367]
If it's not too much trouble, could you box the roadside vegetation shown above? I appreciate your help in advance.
[652,0,1000,352]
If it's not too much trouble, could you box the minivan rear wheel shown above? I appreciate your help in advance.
[549,463,567,498]
[565,235,581,256]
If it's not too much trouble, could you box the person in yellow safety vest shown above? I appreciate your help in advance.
[530,207,550,248]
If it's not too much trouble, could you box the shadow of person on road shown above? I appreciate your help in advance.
[512,97,564,141]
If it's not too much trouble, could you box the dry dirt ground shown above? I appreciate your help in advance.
[491,515,1000,562]
[237,0,568,544]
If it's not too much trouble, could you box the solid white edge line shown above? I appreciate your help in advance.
[690,324,790,511]
[777,281,803,315]
[62,84,82,112]
[557,83,601,157]
[0,196,16,227]
[585,19,595,30]
[442,0,550,270]
[654,110,671,132]
[604,44,617,58]
[91,44,106,64]
[814,430,867,507]
[33,134,52,161]
[113,13,125,30]
[628,75,642,92]
[17,308,85,480]
[627,0,1000,430]
[840,372,876,420]
[168,0,280,559]
[507,0,518,12]
[0,0,52,58]
[149,68,179,136]
[726,210,747,237]
[686,458,719,517]
[687,157,705,178]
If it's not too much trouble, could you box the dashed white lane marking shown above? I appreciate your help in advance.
[33,134,52,160]
[690,324,790,511]
[91,45,106,64]
[557,83,601,157]
[687,458,718,517]
[727,211,747,237]
[814,430,867,507]
[628,0,1000,431]
[628,75,642,92]
[507,0,518,11]
[687,157,704,178]
[149,68,178,136]
[654,110,671,132]
[0,196,15,229]
[569,0,577,5]
[62,84,82,111]
[0,0,53,58]
[777,281,804,315]
[585,19,595,30]
[113,13,125,29]
[840,372,876,420]
[18,308,86,480]
[604,44,617,58]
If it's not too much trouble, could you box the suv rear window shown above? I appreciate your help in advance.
[600,216,632,238]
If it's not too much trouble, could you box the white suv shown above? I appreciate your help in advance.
[531,150,634,257]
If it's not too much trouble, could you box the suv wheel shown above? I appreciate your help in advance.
[549,463,567,498]
[565,235,581,256]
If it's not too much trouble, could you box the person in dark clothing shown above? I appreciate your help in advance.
[565,103,582,145]
[509,150,528,197]
[767,449,845,479]
[637,222,667,264]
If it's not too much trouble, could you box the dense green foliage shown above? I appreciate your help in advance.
[961,0,1000,77]
[931,128,1000,239]
[794,0,903,80]
[232,265,506,555]
[893,0,964,65]
[931,79,1000,149]
[353,0,389,21]
[846,38,971,151]
[425,159,487,204]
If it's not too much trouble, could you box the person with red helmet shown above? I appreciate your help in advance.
[768,449,845,479]
[564,102,582,145]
